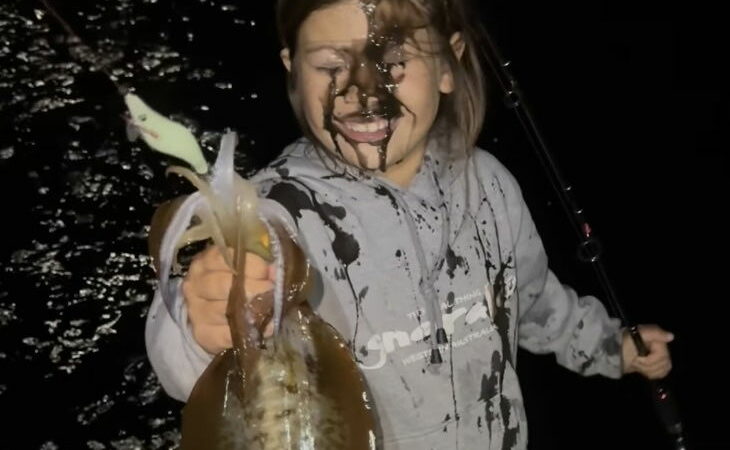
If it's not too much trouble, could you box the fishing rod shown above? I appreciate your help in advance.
[478,22,689,450]
[39,0,129,95]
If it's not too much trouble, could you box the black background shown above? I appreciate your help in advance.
[0,0,727,448]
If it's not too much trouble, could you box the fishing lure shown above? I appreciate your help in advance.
[124,94,209,175]
[39,0,208,175]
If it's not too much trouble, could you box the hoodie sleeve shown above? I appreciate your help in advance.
[145,278,215,402]
[498,164,624,379]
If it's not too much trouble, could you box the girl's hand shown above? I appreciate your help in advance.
[182,246,275,355]
[621,324,674,379]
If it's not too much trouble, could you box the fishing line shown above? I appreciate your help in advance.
[39,0,130,95]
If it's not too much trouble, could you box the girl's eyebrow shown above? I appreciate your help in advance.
[305,45,347,54]
[304,40,367,53]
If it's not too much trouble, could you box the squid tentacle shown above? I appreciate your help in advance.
[156,192,204,313]
[167,166,231,232]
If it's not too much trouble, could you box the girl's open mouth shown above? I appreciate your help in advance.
[334,117,400,144]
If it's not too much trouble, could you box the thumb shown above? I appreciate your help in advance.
[641,325,675,343]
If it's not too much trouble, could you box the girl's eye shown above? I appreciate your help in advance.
[383,45,410,66]
[307,50,350,74]
[316,64,348,74]
[383,54,407,66]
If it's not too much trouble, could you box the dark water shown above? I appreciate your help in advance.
[1,0,727,449]
[0,0,294,447]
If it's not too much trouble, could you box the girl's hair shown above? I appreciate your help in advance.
[276,0,487,155]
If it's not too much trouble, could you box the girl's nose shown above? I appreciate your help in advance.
[344,85,361,103]
[343,85,380,110]
[353,60,379,95]
[342,56,383,109]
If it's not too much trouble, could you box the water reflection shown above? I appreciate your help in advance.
[0,0,290,447]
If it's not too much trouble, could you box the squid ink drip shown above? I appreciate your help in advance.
[322,0,414,172]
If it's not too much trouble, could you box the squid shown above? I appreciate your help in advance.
[125,94,378,449]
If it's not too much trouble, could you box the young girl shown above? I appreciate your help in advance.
[145,0,674,448]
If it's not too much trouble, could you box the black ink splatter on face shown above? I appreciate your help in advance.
[321,0,414,172]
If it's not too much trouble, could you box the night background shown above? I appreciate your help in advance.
[0,0,726,449]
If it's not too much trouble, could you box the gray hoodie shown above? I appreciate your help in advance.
[145,134,624,449]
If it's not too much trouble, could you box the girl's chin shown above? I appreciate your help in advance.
[343,142,399,171]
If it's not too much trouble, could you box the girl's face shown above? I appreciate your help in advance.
[282,0,457,185]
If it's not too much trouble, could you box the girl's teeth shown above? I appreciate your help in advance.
[347,119,387,133]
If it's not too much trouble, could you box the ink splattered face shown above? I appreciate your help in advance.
[285,0,455,184]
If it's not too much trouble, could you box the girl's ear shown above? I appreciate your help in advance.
[450,32,466,61]
[439,33,465,94]
[281,48,292,72]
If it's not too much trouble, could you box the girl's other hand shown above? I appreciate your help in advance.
[621,324,674,379]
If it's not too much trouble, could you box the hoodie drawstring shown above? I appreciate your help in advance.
[383,182,450,366]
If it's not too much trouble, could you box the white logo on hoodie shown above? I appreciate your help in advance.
[359,284,510,370]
